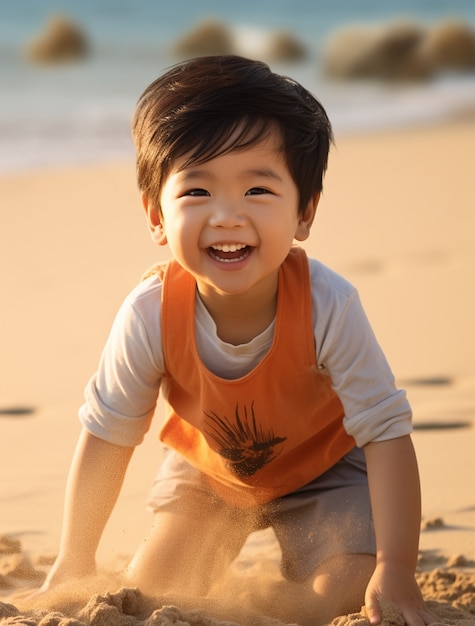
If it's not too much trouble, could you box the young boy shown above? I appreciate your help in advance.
[41,56,434,626]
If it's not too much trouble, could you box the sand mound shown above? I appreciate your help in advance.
[2,577,475,625]
[0,585,294,625]
[1,541,475,626]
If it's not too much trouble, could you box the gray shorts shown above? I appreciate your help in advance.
[146,446,375,582]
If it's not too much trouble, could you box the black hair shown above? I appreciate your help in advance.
[132,55,333,215]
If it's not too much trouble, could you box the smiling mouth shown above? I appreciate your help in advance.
[208,243,252,263]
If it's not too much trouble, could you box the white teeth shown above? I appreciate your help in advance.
[208,243,250,264]
[211,243,246,252]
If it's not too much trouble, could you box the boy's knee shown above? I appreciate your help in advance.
[311,553,375,616]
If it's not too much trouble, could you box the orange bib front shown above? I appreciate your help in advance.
[158,247,355,507]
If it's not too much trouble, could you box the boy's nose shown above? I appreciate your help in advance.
[208,201,246,228]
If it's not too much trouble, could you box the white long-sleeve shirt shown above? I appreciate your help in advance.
[79,257,412,448]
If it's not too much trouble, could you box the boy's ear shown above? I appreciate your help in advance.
[294,192,320,241]
[142,193,168,246]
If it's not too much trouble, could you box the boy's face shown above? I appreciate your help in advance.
[143,132,318,303]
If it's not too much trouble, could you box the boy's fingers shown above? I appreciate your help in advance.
[407,607,439,626]
[365,599,382,625]
[368,602,437,626]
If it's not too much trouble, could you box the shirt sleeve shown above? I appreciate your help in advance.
[310,260,412,447]
[78,277,165,447]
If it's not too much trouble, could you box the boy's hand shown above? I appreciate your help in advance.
[365,561,436,626]
[11,557,96,607]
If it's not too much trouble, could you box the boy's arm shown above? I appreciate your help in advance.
[41,427,134,589]
[364,435,435,626]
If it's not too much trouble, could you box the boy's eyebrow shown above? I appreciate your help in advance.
[246,167,283,182]
[178,169,209,181]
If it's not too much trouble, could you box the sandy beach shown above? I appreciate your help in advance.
[1,116,475,624]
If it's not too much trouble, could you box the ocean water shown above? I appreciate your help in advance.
[1,0,475,173]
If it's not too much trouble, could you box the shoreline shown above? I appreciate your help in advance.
[1,107,474,180]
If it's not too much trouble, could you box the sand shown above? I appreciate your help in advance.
[1,116,475,625]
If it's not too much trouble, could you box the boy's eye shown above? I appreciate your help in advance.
[246,187,270,196]
[184,188,209,197]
